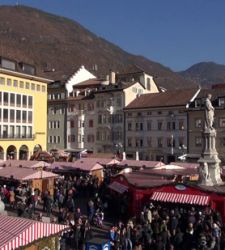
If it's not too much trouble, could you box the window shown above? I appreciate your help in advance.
[3,109,8,122]
[31,83,35,90]
[1,58,16,70]
[127,112,132,117]
[28,96,33,108]
[179,137,185,147]
[219,118,225,128]
[22,126,26,138]
[22,96,27,107]
[58,136,60,143]
[167,122,171,131]
[25,82,30,89]
[3,125,8,138]
[16,110,21,122]
[13,80,18,87]
[147,78,151,90]
[87,134,95,143]
[10,110,15,122]
[7,78,12,86]
[195,137,202,147]
[195,119,202,128]
[89,120,94,128]
[0,77,5,85]
[42,86,46,92]
[27,126,32,137]
[19,81,24,88]
[22,111,27,123]
[147,121,152,130]
[37,85,40,91]
[3,92,8,105]
[147,137,152,147]
[219,98,225,107]
[140,123,143,131]
[136,123,139,131]
[21,63,35,75]
[71,135,75,142]
[126,138,132,147]
[172,122,176,130]
[158,138,163,148]
[70,120,75,128]
[16,126,21,137]
[9,125,14,137]
[128,122,132,131]
[195,100,200,108]
[179,120,185,130]
[0,92,2,105]
[116,97,122,106]
[158,121,163,130]
[16,94,21,107]
[137,112,142,116]
[28,111,32,123]
[167,137,175,147]
[10,93,15,106]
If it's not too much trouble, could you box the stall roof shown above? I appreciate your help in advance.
[118,160,164,169]
[0,160,51,169]
[141,168,199,177]
[117,172,174,188]
[49,158,103,172]
[0,215,68,250]
[0,167,58,181]
[170,162,199,169]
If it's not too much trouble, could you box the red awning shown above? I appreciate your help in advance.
[0,215,69,250]
[108,181,128,194]
[151,192,210,206]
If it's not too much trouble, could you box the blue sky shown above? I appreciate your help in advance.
[0,0,225,71]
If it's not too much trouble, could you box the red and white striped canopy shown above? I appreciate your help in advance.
[151,192,210,206]
[0,215,69,250]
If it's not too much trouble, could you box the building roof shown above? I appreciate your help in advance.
[73,78,103,88]
[125,88,199,110]
[117,160,164,169]
[0,215,68,250]
[0,167,58,181]
[95,81,141,94]
[0,160,51,169]
[197,88,225,100]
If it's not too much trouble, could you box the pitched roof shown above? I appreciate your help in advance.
[0,160,50,169]
[0,167,58,180]
[125,89,198,110]
[0,215,68,250]
[118,160,164,169]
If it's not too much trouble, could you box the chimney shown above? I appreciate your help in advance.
[110,70,116,84]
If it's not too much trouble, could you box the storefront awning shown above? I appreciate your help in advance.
[151,192,210,206]
[108,181,128,194]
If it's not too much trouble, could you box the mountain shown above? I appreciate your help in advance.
[179,62,225,88]
[0,5,196,90]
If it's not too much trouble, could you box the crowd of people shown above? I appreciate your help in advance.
[109,204,225,250]
[2,173,225,250]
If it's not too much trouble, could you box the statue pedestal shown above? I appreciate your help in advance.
[198,128,223,186]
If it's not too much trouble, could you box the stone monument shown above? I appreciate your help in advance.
[198,94,223,186]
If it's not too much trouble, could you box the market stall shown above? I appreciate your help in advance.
[0,166,58,195]
[0,214,68,250]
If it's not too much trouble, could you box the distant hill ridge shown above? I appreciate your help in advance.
[0,5,196,90]
[179,62,225,87]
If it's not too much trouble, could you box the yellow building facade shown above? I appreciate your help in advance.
[0,66,52,160]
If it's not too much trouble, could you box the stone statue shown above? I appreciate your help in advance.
[205,94,214,130]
